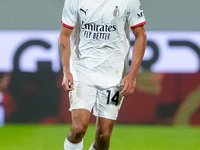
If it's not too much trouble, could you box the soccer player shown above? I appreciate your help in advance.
[59,0,146,149]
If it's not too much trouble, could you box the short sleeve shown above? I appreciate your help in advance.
[61,0,78,29]
[128,0,146,29]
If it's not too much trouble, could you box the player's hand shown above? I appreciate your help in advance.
[62,72,74,91]
[120,74,136,97]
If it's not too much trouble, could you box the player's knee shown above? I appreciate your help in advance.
[72,124,87,139]
[100,132,111,142]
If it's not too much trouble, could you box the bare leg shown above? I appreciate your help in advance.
[93,117,115,150]
[67,109,90,143]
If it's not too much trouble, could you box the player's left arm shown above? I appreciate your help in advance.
[120,25,146,97]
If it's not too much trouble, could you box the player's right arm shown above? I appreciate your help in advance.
[59,26,74,91]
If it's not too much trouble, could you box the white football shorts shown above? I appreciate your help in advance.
[68,81,124,120]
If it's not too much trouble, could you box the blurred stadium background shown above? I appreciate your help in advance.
[0,0,200,149]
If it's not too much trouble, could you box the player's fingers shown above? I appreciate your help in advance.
[69,79,74,88]
[121,83,135,97]
[62,82,68,91]
[68,80,74,91]
[121,90,130,97]
[131,87,135,94]
[62,80,72,91]
[120,82,129,96]
[120,84,126,93]
[120,90,125,96]
[120,79,126,93]
[121,78,125,87]
[125,86,132,97]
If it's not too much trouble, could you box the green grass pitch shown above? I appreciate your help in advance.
[0,124,200,150]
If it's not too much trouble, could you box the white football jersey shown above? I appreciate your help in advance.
[61,0,146,88]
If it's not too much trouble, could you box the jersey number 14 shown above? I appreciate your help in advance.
[106,90,119,106]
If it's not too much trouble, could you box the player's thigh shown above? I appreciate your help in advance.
[95,117,115,138]
[71,109,91,129]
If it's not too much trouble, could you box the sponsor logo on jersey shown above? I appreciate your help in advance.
[138,4,144,18]
[137,12,144,18]
[81,21,116,32]
[113,6,120,18]
[81,21,116,40]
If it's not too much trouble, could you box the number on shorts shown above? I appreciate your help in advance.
[106,90,119,106]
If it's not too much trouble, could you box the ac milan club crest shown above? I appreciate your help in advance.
[113,6,120,18]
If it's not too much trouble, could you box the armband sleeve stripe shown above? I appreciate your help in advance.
[131,21,146,29]
[61,20,74,29]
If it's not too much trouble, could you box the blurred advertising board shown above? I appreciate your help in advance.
[0,30,200,73]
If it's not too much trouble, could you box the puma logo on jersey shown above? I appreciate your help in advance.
[80,8,88,15]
